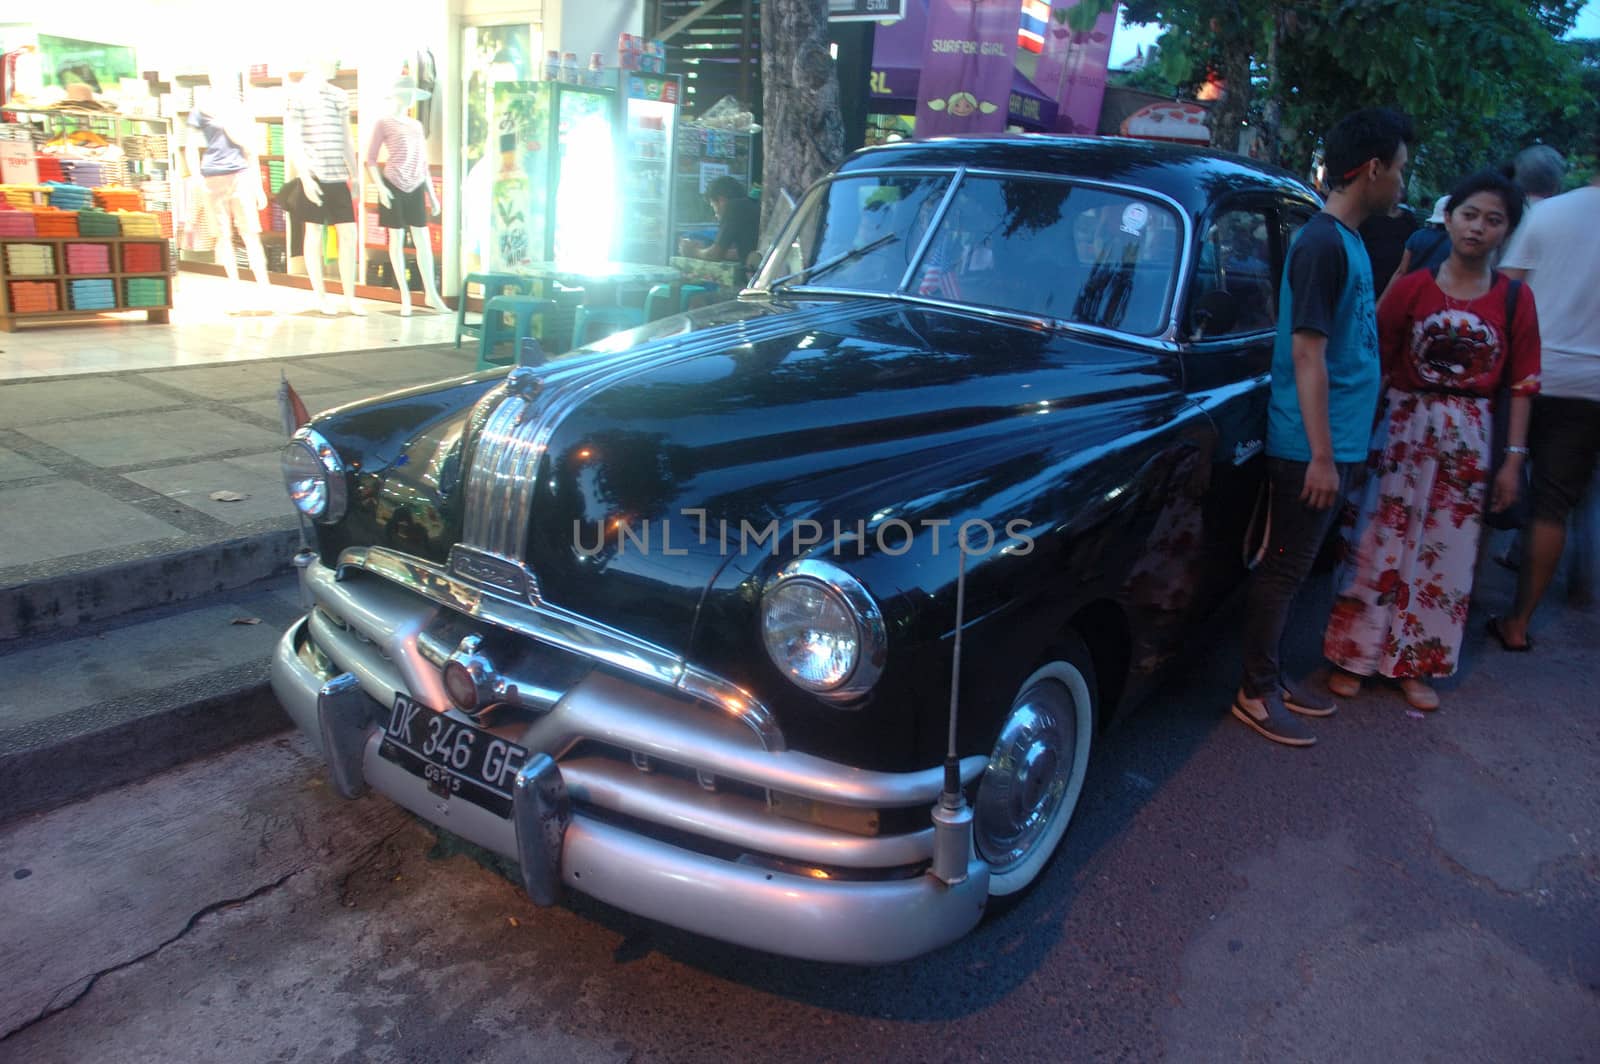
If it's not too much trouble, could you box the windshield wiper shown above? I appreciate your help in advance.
[767,234,898,290]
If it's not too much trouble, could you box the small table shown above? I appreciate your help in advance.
[668,255,745,292]
[521,260,681,292]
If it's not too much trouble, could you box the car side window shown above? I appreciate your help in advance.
[1189,207,1277,339]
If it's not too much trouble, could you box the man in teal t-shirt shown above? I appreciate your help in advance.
[1234,108,1412,748]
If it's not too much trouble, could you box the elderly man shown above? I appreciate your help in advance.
[1491,137,1600,647]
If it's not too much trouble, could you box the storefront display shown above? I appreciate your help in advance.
[613,71,681,265]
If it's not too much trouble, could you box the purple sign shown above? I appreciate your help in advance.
[1031,0,1118,134]
[913,0,1022,137]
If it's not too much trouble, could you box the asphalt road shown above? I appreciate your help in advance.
[2,563,1596,1064]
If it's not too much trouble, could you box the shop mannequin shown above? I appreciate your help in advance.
[284,59,364,316]
[186,63,272,313]
[365,77,445,315]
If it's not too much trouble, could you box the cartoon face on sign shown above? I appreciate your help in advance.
[926,92,1001,118]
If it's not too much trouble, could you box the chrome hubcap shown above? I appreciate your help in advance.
[974,681,1078,873]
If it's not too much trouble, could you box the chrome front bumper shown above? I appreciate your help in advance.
[270,562,990,964]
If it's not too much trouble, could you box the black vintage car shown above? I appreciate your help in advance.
[271,136,1322,963]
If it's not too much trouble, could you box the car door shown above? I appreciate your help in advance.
[1178,195,1286,610]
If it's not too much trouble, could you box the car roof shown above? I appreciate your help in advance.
[835,134,1320,218]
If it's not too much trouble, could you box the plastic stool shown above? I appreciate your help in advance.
[477,295,557,370]
[456,273,527,349]
[644,283,715,322]
[572,304,646,347]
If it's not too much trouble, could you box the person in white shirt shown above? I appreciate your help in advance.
[1489,144,1600,650]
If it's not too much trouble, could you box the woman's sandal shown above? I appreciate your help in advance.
[1327,669,1362,699]
[1399,678,1440,712]
[1486,616,1533,652]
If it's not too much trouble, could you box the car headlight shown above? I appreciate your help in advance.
[281,428,347,524]
[761,560,886,702]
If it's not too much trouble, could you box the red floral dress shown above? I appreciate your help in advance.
[1324,270,1541,679]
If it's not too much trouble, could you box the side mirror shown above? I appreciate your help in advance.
[1191,289,1240,339]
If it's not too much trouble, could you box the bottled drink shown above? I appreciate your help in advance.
[561,53,579,84]
[544,50,560,81]
[588,53,604,87]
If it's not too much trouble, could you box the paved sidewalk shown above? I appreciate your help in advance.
[0,342,480,639]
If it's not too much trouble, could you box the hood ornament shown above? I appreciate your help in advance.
[506,367,544,426]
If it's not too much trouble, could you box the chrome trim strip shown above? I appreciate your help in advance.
[285,573,989,806]
[327,548,785,752]
[461,372,544,560]
[513,753,569,906]
[357,736,991,964]
[560,757,938,868]
[896,165,966,292]
[316,673,371,799]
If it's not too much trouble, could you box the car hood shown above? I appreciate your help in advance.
[509,297,1177,651]
[312,297,1178,654]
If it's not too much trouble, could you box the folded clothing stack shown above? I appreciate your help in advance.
[4,243,55,275]
[31,209,78,237]
[76,208,121,236]
[68,278,116,310]
[117,210,162,237]
[153,210,174,238]
[95,188,143,212]
[7,280,59,313]
[35,158,65,183]
[65,242,111,274]
[61,161,104,188]
[1,185,45,208]
[121,242,163,273]
[45,181,95,210]
[124,277,167,307]
[0,209,36,236]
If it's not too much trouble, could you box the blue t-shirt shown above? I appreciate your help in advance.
[187,109,247,176]
[1267,213,1381,464]
[1403,226,1452,275]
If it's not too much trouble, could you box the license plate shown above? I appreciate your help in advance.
[381,694,530,815]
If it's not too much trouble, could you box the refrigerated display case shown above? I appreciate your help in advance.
[476,80,616,273]
[671,124,754,253]
[613,71,681,265]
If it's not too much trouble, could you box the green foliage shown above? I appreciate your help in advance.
[1119,0,1591,183]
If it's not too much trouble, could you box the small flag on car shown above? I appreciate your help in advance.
[278,370,310,437]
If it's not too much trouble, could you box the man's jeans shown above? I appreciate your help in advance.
[1240,457,1354,699]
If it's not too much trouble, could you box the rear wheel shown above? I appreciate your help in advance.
[974,642,1096,897]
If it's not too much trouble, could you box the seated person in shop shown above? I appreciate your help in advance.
[679,176,761,264]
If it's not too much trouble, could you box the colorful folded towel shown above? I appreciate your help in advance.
[123,277,167,307]
[4,243,55,275]
[121,242,164,273]
[8,280,60,313]
[68,278,116,310]
[65,242,111,274]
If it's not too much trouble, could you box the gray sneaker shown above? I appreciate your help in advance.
[1232,689,1317,747]
[1282,676,1338,717]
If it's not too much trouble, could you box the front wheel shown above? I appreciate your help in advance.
[973,644,1096,897]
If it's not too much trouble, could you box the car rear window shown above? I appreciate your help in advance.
[910,176,1182,336]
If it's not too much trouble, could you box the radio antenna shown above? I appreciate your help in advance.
[931,542,974,885]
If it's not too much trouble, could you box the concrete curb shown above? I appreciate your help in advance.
[0,671,291,825]
[0,528,301,643]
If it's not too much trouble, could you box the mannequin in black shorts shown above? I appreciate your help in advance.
[365,78,445,316]
[286,58,363,316]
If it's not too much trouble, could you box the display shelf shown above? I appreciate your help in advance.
[0,234,171,329]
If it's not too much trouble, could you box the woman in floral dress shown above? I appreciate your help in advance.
[1324,171,1541,710]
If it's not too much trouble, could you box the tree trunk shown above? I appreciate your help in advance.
[760,0,845,238]
[1208,44,1253,155]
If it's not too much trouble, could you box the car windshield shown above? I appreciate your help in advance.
[757,174,953,294]
[758,172,1183,337]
